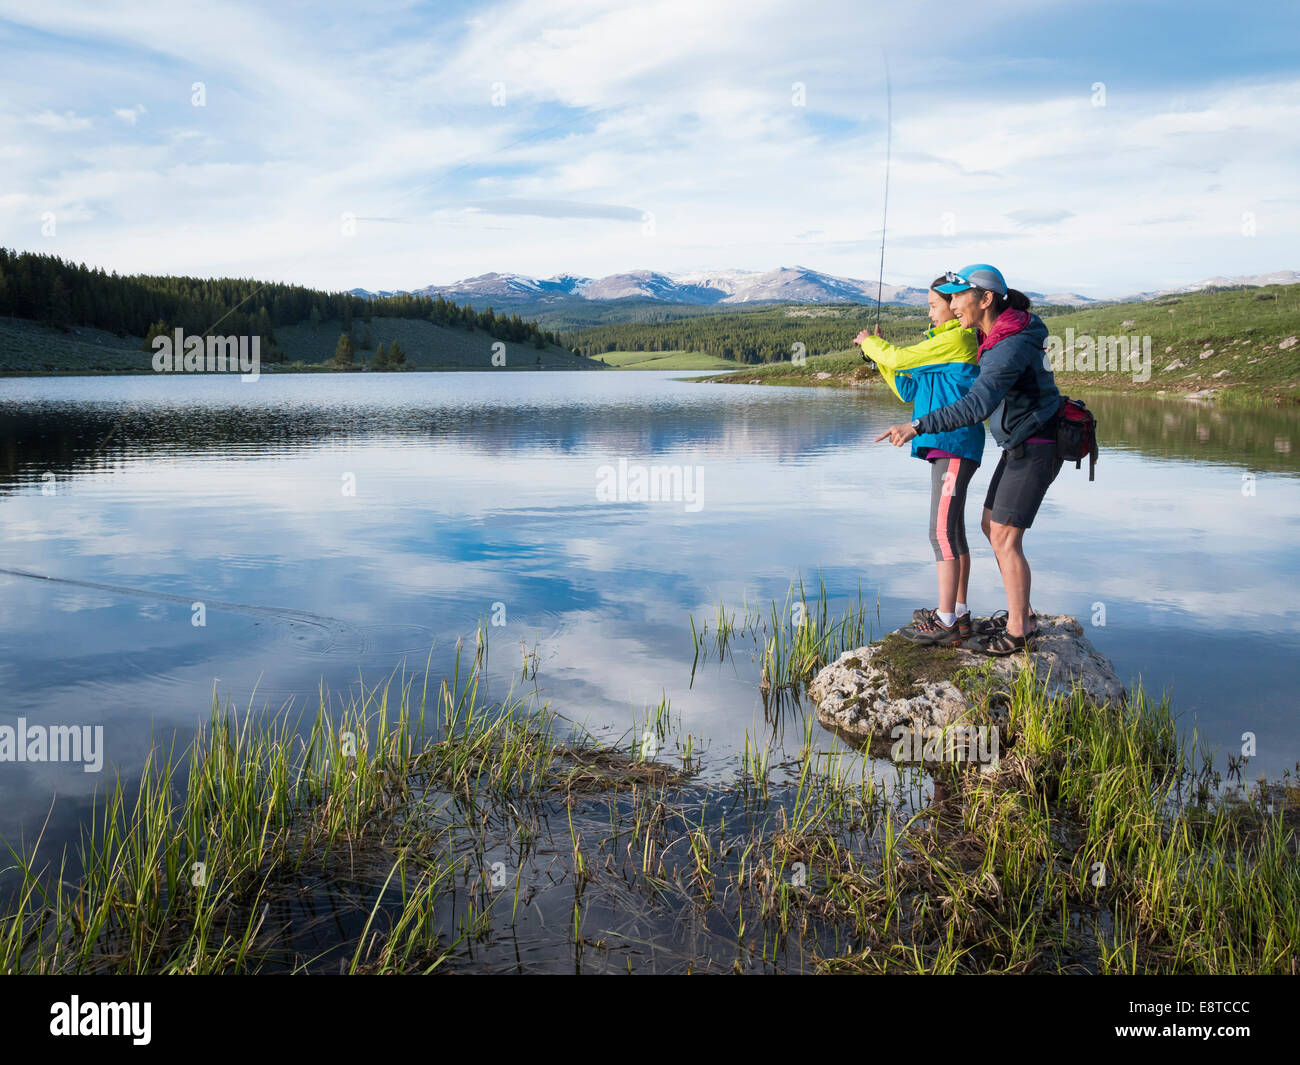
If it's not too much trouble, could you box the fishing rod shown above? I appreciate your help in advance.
[874,54,892,333]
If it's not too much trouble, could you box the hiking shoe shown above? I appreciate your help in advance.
[972,610,1009,637]
[900,607,939,641]
[972,609,1039,637]
[914,607,972,633]
[903,611,970,647]
[973,626,1038,656]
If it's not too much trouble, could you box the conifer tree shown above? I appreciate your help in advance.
[332,332,355,369]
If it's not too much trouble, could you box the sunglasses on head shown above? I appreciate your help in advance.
[945,270,1000,293]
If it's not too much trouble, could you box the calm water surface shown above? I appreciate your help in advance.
[2,371,1298,859]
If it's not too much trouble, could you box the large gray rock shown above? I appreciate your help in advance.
[809,615,1124,750]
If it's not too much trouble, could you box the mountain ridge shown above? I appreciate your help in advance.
[348,266,1300,308]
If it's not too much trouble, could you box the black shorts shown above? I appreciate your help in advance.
[983,442,1062,529]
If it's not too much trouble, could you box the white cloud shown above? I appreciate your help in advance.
[0,0,1293,295]
[27,109,92,132]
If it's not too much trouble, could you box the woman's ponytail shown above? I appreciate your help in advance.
[987,288,1031,314]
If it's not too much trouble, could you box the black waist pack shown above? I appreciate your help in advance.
[1053,397,1099,480]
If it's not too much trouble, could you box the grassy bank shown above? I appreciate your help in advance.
[5,590,1297,973]
[700,285,1300,402]
[600,349,738,370]
[702,346,872,388]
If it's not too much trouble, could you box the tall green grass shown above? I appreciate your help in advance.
[689,576,876,695]
[4,629,1296,973]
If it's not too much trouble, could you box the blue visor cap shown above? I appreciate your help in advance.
[935,264,1008,296]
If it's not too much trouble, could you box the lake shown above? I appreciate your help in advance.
[2,371,1298,871]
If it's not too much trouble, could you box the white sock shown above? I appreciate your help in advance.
[955,603,969,617]
[937,610,956,626]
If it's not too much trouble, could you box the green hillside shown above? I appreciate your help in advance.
[0,317,152,373]
[1030,286,1300,395]
[0,247,595,375]
[700,285,1300,400]
[273,318,601,371]
[510,298,742,330]
[0,316,603,374]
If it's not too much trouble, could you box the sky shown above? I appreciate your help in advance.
[1,0,1298,298]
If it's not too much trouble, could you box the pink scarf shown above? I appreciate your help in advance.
[976,308,1030,361]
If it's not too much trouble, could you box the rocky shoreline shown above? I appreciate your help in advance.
[809,615,1125,753]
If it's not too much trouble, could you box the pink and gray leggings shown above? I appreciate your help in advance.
[928,455,979,562]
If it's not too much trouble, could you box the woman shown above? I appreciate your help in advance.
[876,264,1063,655]
[854,278,982,648]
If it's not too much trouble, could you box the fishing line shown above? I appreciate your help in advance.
[0,565,362,651]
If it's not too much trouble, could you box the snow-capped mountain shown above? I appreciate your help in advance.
[410,266,937,306]
[573,270,719,302]
[670,267,932,305]
[350,266,1297,306]
[348,288,410,300]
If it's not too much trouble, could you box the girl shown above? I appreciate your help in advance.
[854,277,983,647]
[876,264,1063,655]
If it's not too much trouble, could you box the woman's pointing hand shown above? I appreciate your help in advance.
[875,423,918,446]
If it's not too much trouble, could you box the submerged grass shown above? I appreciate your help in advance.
[689,575,877,698]
[4,623,1298,973]
[0,646,688,974]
